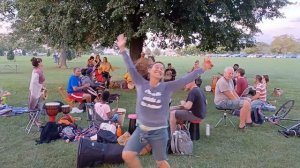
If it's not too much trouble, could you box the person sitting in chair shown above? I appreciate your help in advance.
[214,67,252,129]
[67,67,92,112]
[94,91,118,123]
[235,68,249,97]
[251,75,275,112]
[169,80,207,134]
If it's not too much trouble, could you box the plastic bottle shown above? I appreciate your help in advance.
[206,124,210,136]
[116,125,122,137]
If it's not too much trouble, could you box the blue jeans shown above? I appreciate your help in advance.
[110,113,119,122]
[216,99,244,110]
[251,100,276,112]
[123,127,169,161]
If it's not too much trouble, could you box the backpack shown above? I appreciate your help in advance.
[171,125,193,155]
[60,126,76,141]
[97,129,118,143]
[36,122,63,144]
[251,107,264,124]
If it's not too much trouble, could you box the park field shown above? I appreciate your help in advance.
[1,55,300,168]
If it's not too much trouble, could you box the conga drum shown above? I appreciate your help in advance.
[211,75,220,94]
[113,108,126,126]
[61,105,70,114]
[45,102,60,122]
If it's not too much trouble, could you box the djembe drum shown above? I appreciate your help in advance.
[61,105,71,114]
[45,102,60,122]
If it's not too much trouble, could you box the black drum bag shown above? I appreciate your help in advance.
[77,138,124,168]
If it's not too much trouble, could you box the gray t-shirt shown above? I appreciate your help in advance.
[214,77,234,105]
[121,51,204,127]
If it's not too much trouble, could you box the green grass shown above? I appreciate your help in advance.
[1,55,300,168]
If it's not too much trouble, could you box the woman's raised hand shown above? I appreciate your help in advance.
[117,34,127,52]
[202,57,213,71]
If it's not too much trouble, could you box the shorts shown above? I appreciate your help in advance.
[123,127,169,161]
[216,99,244,110]
[175,110,202,121]
[68,92,84,103]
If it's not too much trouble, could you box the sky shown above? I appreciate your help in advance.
[256,0,300,43]
[1,1,300,44]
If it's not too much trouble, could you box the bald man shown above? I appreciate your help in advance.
[214,67,252,129]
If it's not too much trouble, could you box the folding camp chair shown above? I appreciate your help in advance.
[25,109,41,134]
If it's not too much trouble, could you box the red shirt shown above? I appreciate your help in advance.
[236,77,248,96]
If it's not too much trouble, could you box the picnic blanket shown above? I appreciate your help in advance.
[0,104,29,117]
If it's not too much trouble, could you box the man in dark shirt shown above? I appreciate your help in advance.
[170,80,207,134]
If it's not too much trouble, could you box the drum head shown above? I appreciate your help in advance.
[45,102,60,106]
[61,105,70,108]
[128,83,135,89]
[114,108,126,113]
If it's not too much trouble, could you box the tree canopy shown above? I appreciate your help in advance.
[1,0,291,62]
[271,34,300,54]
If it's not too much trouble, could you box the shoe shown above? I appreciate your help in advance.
[246,122,258,127]
[70,107,83,114]
[238,125,246,131]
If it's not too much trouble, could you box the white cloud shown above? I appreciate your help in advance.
[256,0,300,43]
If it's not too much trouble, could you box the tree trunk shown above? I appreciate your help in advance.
[129,36,144,61]
[59,45,68,69]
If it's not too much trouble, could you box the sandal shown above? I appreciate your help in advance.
[238,125,246,131]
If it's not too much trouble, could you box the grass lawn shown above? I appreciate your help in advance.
[0,55,300,168]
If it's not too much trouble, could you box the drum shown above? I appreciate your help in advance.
[61,105,70,114]
[45,102,60,122]
[211,75,220,93]
[99,86,106,92]
[113,108,126,126]
[127,82,135,90]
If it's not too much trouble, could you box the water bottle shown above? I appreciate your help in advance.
[206,124,210,136]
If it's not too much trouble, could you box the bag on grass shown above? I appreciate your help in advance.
[36,122,62,144]
[171,125,193,155]
[77,138,124,168]
[97,129,118,143]
[251,107,264,124]
[99,122,116,134]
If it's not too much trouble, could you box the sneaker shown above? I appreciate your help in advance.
[70,107,83,114]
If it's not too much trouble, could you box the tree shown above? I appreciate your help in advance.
[0,47,4,56]
[21,49,26,56]
[271,35,300,54]
[47,49,51,57]
[2,0,291,62]
[144,47,152,56]
[243,42,270,54]
[7,49,14,60]
[152,48,161,56]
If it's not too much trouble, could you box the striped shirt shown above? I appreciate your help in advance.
[256,83,267,101]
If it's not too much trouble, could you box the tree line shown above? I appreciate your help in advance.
[0,0,292,66]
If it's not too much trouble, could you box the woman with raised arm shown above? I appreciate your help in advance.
[117,34,213,168]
